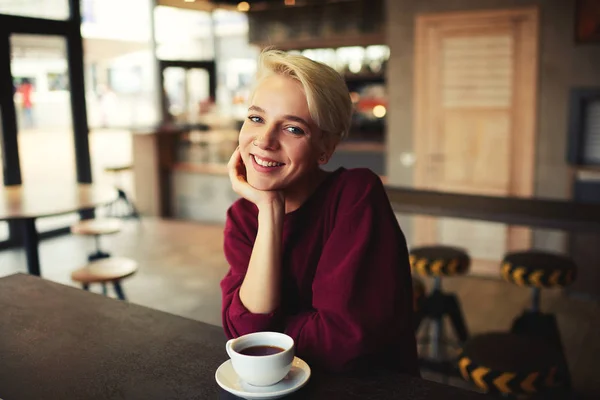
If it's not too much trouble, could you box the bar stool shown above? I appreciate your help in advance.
[458,332,565,397]
[71,218,123,262]
[71,257,138,301]
[412,277,426,312]
[500,250,576,390]
[410,245,470,375]
[104,164,140,220]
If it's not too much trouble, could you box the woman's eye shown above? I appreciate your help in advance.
[285,126,305,135]
[248,115,263,123]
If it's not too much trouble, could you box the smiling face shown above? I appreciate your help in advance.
[239,74,328,193]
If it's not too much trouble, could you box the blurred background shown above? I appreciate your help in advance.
[0,0,599,398]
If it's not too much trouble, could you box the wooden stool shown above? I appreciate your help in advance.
[410,245,470,377]
[501,250,577,391]
[458,332,565,397]
[104,165,140,220]
[71,218,122,261]
[71,257,138,301]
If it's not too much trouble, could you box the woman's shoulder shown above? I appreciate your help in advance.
[326,167,388,210]
[331,167,385,196]
[335,167,382,185]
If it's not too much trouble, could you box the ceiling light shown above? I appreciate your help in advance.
[237,1,250,12]
[373,105,386,118]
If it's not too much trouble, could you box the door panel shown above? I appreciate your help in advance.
[436,110,511,196]
[414,8,538,276]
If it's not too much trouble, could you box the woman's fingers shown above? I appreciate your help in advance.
[228,148,254,199]
[227,147,240,171]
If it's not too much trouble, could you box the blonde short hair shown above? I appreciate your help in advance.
[253,49,353,146]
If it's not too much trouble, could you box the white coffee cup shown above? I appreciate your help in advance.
[225,331,295,386]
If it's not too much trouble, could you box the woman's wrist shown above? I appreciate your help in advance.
[256,193,285,216]
[257,199,285,226]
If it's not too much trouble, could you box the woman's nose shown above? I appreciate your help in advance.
[253,126,279,150]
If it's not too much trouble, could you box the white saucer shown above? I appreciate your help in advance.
[215,356,311,400]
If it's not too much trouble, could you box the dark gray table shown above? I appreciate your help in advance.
[0,274,489,399]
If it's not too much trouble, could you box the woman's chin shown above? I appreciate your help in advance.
[247,176,283,192]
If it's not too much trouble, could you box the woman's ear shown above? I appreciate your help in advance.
[316,131,339,165]
[318,153,328,165]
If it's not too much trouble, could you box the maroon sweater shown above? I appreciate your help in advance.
[221,168,419,375]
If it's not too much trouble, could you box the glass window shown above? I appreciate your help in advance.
[154,6,214,61]
[163,66,211,125]
[82,0,155,199]
[82,0,158,129]
[0,0,69,20]
[10,34,79,232]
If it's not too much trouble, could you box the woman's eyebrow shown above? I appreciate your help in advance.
[249,105,310,127]
[248,105,265,113]
[283,115,310,127]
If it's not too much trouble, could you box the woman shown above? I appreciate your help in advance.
[221,49,418,375]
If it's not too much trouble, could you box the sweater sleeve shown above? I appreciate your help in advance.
[220,204,280,338]
[284,176,414,372]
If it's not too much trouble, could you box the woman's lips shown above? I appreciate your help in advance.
[251,154,285,173]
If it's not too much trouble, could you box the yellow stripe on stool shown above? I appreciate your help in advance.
[548,270,561,286]
[493,372,515,394]
[521,371,539,393]
[529,270,544,287]
[416,259,428,275]
[458,357,471,381]
[512,267,526,286]
[501,262,511,280]
[431,260,443,275]
[471,367,491,391]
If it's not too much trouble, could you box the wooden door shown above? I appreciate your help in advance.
[413,8,538,276]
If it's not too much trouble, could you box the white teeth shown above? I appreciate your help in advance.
[254,155,283,167]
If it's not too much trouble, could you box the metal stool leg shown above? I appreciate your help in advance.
[102,283,107,296]
[88,235,110,262]
[530,287,541,312]
[82,283,90,291]
[446,294,469,343]
[113,281,126,301]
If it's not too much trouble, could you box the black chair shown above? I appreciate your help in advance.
[104,165,140,220]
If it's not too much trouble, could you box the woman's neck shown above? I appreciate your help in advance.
[284,168,329,214]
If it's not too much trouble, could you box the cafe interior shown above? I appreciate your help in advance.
[0,0,599,399]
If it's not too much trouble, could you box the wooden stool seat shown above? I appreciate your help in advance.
[71,218,123,236]
[410,245,470,277]
[104,165,132,173]
[71,257,138,284]
[501,251,576,288]
[458,332,564,395]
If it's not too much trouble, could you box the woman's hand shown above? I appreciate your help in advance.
[228,147,285,210]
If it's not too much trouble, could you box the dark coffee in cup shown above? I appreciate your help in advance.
[239,345,285,356]
[226,331,295,386]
